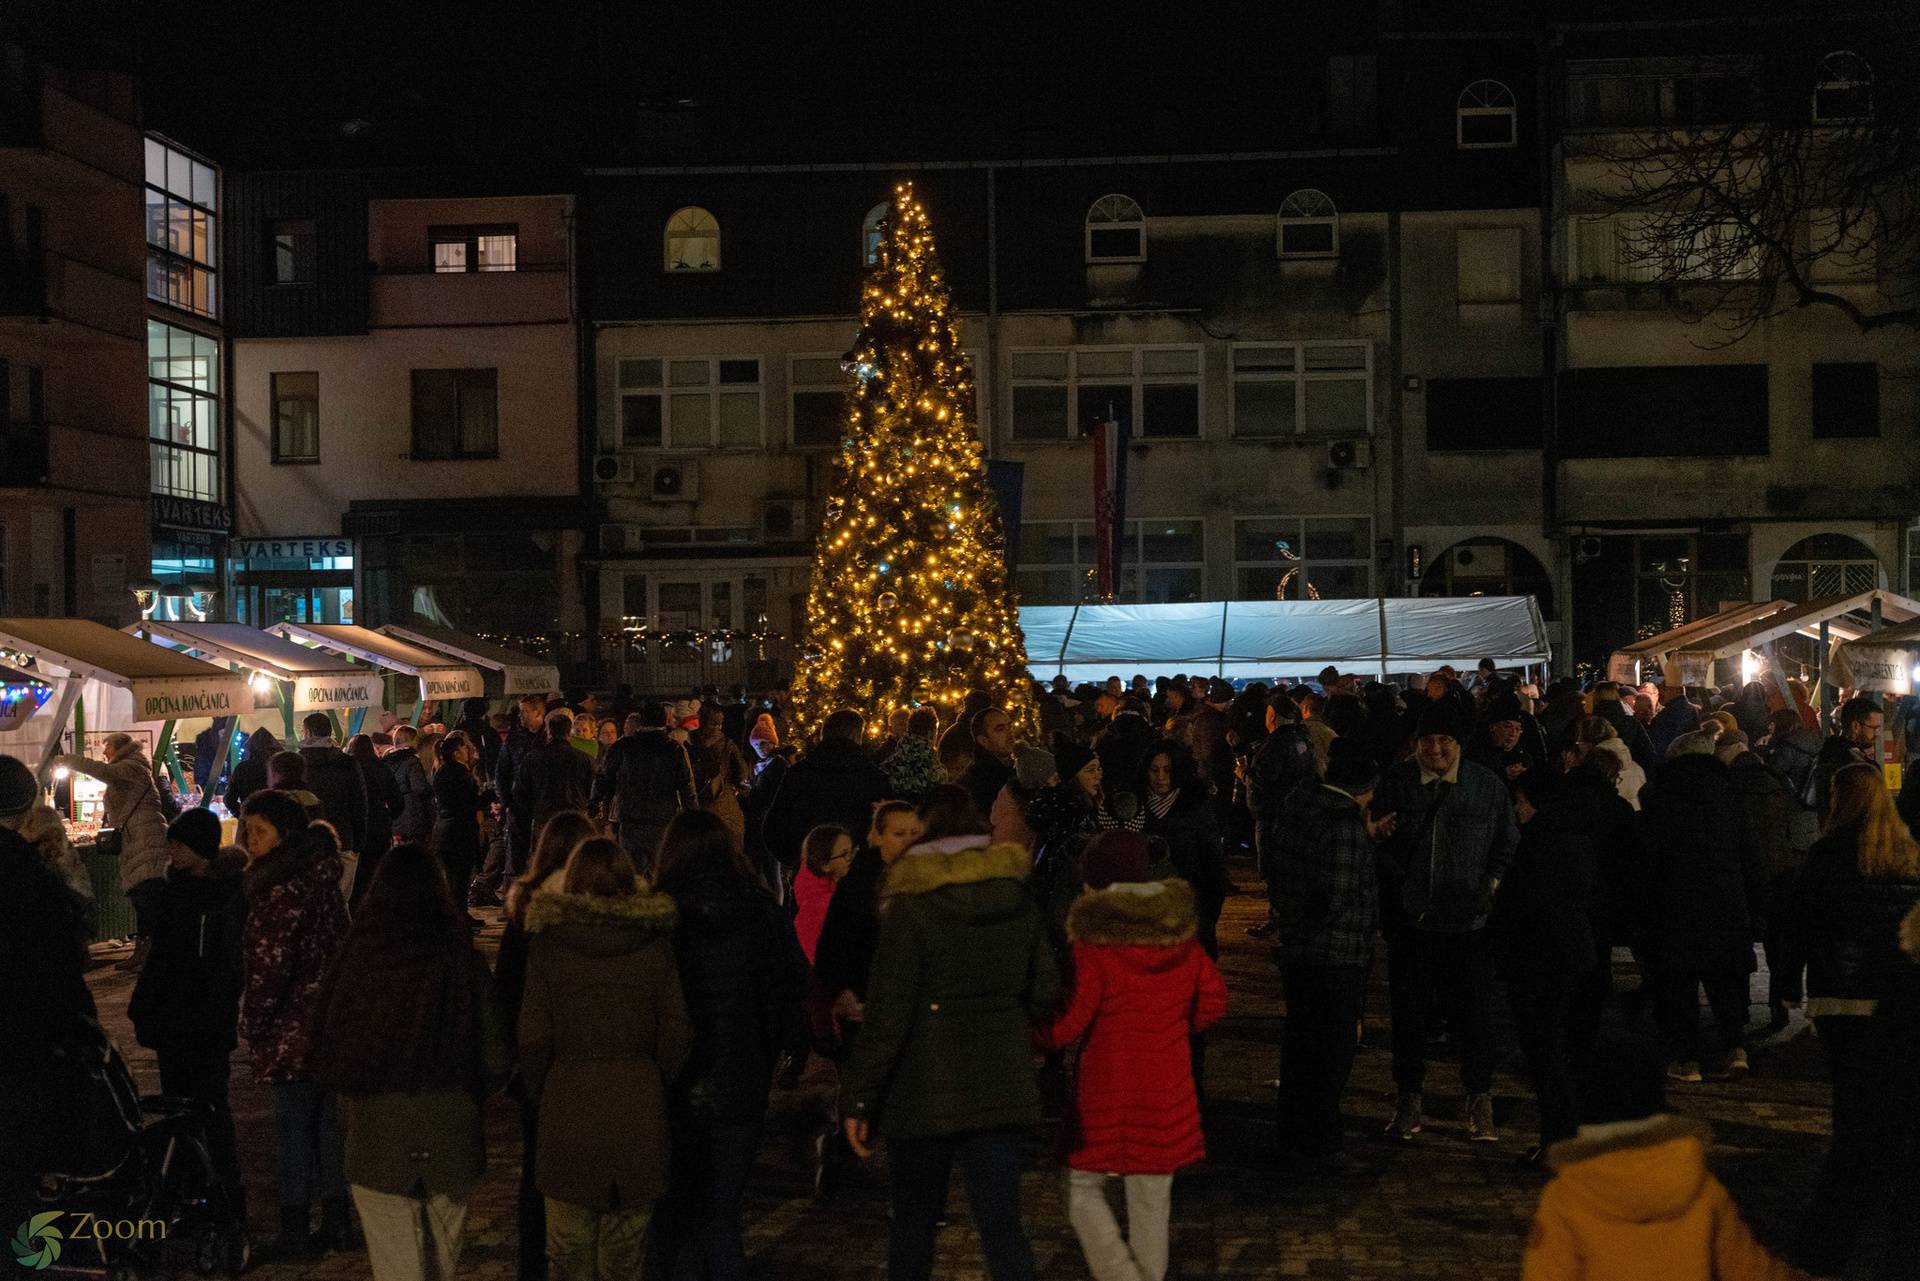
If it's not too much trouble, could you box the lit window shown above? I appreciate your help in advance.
[1278,190,1338,258]
[1813,51,1872,122]
[665,207,720,272]
[1085,194,1145,263]
[430,226,517,273]
[144,137,217,318]
[1457,80,1517,148]
[147,320,221,502]
[862,202,889,266]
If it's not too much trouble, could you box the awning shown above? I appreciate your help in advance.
[1019,597,1550,684]
[1607,602,1791,685]
[378,623,560,698]
[1830,618,1920,693]
[269,623,484,702]
[131,622,384,713]
[0,617,248,723]
[1660,591,1920,686]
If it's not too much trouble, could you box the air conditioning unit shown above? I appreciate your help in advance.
[762,499,808,543]
[1452,543,1508,576]
[649,461,699,502]
[592,454,634,485]
[1326,439,1373,470]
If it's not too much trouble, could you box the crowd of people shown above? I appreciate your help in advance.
[6,663,1920,1279]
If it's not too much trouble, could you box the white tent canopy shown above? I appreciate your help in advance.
[379,623,559,698]
[1019,597,1550,684]
[132,621,383,713]
[1830,618,1920,694]
[269,623,484,703]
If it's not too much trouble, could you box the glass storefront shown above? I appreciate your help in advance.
[230,537,354,625]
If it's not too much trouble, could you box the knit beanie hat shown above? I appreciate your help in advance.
[1052,735,1096,783]
[1485,693,1525,726]
[1014,743,1057,791]
[1667,729,1719,759]
[1082,830,1151,889]
[748,713,779,749]
[0,754,36,819]
[1714,728,1749,764]
[167,807,223,862]
[1324,737,1379,795]
[1414,700,1463,743]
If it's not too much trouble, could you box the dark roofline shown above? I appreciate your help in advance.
[586,147,1399,178]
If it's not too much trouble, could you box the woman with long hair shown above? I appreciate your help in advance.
[520,837,690,1281]
[1136,740,1229,957]
[310,844,508,1281]
[1792,762,1920,1274]
[495,810,600,1281]
[430,732,483,917]
[344,734,399,900]
[654,810,807,1280]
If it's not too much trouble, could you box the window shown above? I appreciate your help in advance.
[1084,194,1145,263]
[1813,51,1872,122]
[616,357,761,449]
[1425,377,1542,451]
[1235,516,1373,600]
[1230,342,1370,438]
[1771,534,1879,601]
[1571,216,1760,284]
[1457,80,1517,148]
[1558,365,1768,458]
[270,219,314,284]
[144,137,216,317]
[1016,519,1205,605]
[664,206,720,272]
[1567,63,1758,129]
[1811,362,1879,439]
[1008,347,1200,442]
[410,368,498,459]
[1277,189,1338,259]
[1,358,46,425]
[271,371,319,462]
[862,202,889,266]
[790,356,849,448]
[430,225,517,273]
[147,319,221,502]
[1456,227,1522,306]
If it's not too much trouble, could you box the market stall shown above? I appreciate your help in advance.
[378,622,559,702]
[1661,590,1920,688]
[1019,596,1551,685]
[1605,602,1791,686]
[132,620,385,745]
[268,622,484,723]
[1830,617,1920,695]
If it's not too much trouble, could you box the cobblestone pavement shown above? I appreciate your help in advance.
[84,866,1834,1279]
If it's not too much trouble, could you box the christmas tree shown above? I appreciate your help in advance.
[790,182,1033,741]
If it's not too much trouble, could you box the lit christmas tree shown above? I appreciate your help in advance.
[790,182,1033,741]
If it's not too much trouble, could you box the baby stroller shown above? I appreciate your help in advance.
[26,1017,248,1279]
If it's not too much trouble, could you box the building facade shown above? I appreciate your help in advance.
[0,39,150,623]
[223,175,585,637]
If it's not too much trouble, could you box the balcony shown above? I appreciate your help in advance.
[0,424,50,487]
[368,265,570,328]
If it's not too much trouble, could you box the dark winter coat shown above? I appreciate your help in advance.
[1648,698,1700,762]
[840,837,1061,1138]
[1246,723,1317,857]
[1094,714,1156,798]
[812,847,885,1001]
[960,752,1014,821]
[354,753,399,857]
[1042,880,1227,1175]
[1791,829,1920,1009]
[1558,765,1646,953]
[1817,735,1876,819]
[1374,757,1520,933]
[129,852,246,1052]
[223,728,278,815]
[1490,802,1601,977]
[493,724,538,829]
[592,730,696,858]
[667,874,808,1123]
[513,737,595,839]
[388,751,435,844]
[518,886,692,1212]
[1725,750,1800,932]
[240,826,351,1082]
[0,827,94,1077]
[742,750,793,881]
[1637,753,1766,975]
[1274,784,1380,969]
[764,738,890,873]
[430,763,484,875]
[299,742,369,853]
[1140,786,1229,955]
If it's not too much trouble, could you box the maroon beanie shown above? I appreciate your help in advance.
[1081,830,1151,889]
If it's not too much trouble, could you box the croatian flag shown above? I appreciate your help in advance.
[1088,410,1128,602]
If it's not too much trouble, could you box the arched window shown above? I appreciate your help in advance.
[1420,537,1555,617]
[1771,534,1881,600]
[1085,194,1145,263]
[1277,189,1338,258]
[1813,51,1873,122]
[663,206,720,272]
[1457,80,1518,148]
[862,202,889,266]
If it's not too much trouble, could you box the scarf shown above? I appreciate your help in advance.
[1146,789,1178,821]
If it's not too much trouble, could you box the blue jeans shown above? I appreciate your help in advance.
[887,1129,1034,1281]
[665,1118,759,1281]
[271,1080,346,1207]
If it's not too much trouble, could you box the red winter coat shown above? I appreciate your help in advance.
[1043,878,1228,1175]
[240,826,351,1083]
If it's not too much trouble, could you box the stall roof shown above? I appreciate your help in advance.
[378,624,560,697]
[269,623,485,702]
[1830,617,1920,693]
[1607,602,1792,683]
[0,617,248,721]
[1019,597,1549,683]
[132,622,386,713]
[1669,591,1920,665]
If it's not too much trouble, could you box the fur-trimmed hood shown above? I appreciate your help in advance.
[882,836,1031,901]
[1903,901,1920,960]
[1067,878,1197,948]
[1545,1114,1713,1223]
[524,884,677,957]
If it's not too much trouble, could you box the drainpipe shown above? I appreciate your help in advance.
[1538,26,1568,675]
[1387,208,1404,597]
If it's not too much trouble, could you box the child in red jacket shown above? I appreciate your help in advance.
[1044,831,1228,1281]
